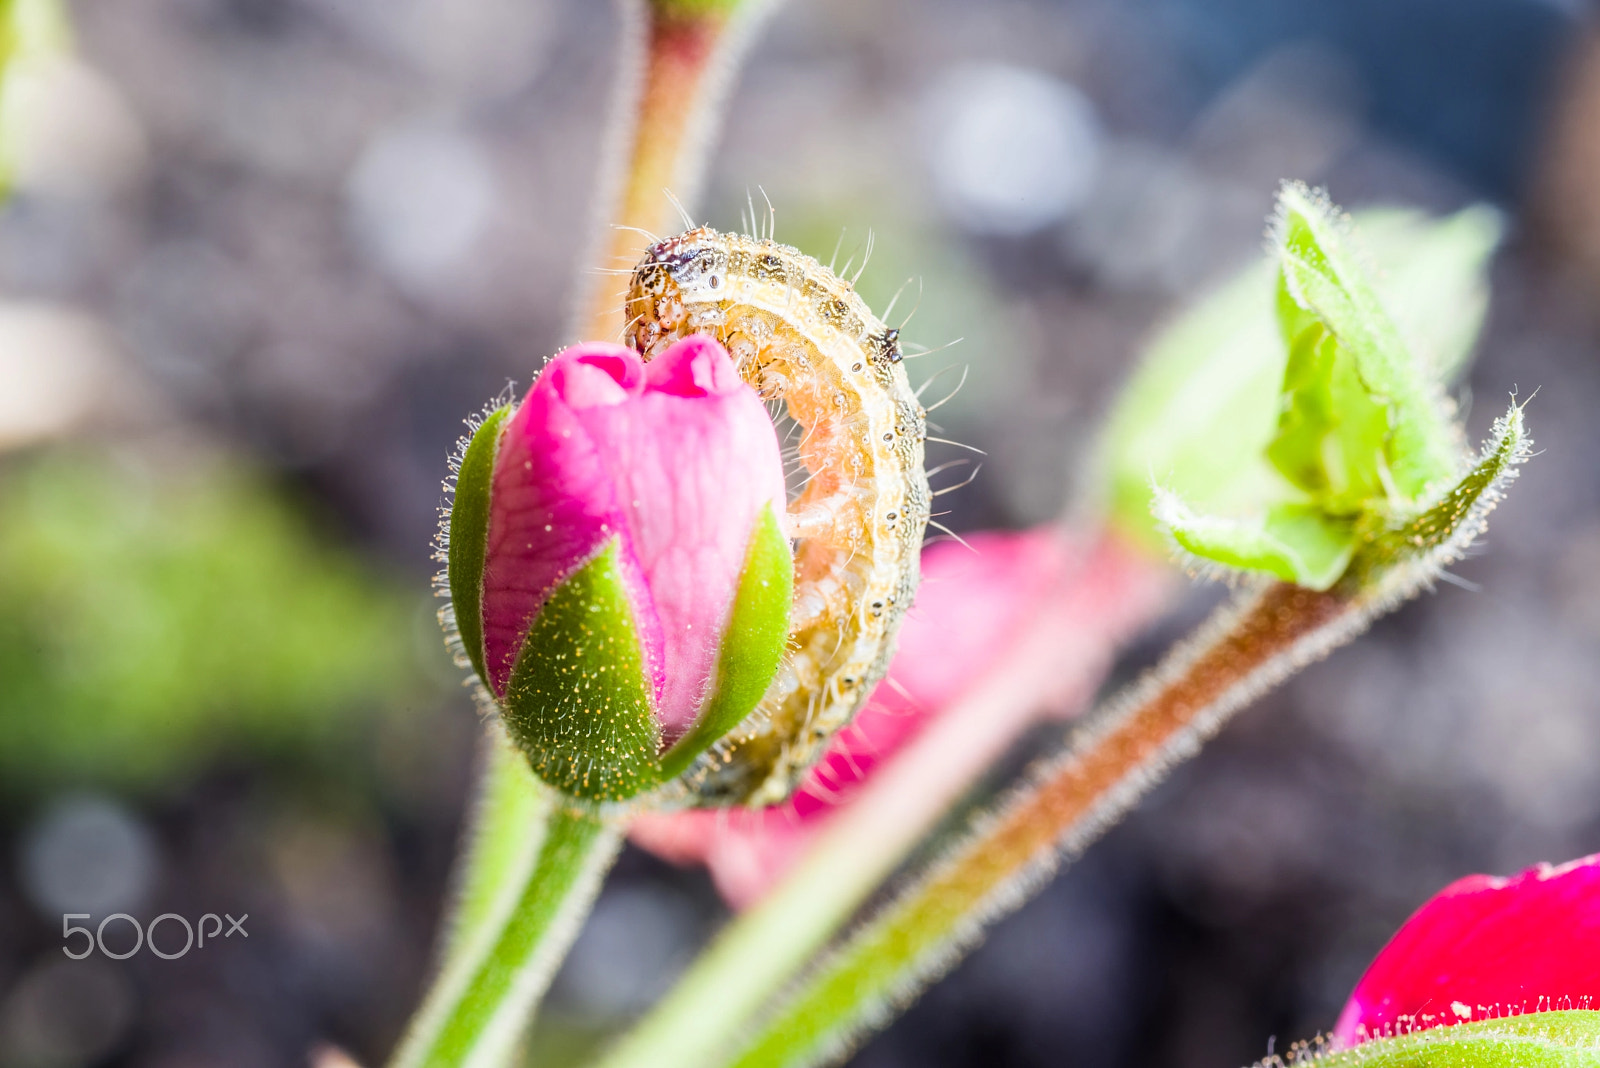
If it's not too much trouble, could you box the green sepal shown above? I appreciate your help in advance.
[1274,182,1458,499]
[1157,493,1356,591]
[1251,1010,1600,1068]
[1345,401,1529,589]
[659,502,792,781]
[447,405,510,692]
[500,540,663,803]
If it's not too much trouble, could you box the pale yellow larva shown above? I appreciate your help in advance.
[625,227,931,807]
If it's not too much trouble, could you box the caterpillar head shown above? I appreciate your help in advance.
[627,228,731,357]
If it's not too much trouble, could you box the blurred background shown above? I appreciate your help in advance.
[2,0,1599,1064]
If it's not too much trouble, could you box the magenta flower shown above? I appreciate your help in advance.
[1334,852,1600,1045]
[446,336,793,802]
[631,527,1170,904]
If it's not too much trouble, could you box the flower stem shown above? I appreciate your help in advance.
[388,731,623,1068]
[593,534,1172,1068]
[441,731,554,972]
[573,0,773,342]
[722,580,1376,1068]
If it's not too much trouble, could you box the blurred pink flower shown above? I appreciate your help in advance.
[631,526,1170,905]
[479,336,786,743]
[1334,852,1600,1045]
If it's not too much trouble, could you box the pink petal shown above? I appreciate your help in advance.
[632,527,1171,906]
[546,350,642,407]
[644,333,746,397]
[481,343,656,697]
[1333,852,1600,1045]
[794,527,1084,816]
[593,338,787,739]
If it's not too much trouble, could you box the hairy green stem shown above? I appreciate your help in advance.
[389,736,622,1068]
[725,580,1376,1068]
[442,731,554,971]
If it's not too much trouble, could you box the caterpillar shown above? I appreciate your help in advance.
[625,226,932,807]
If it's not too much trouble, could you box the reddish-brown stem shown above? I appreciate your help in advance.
[575,4,754,341]
[937,582,1349,898]
[724,581,1368,1068]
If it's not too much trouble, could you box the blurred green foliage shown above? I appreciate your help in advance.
[0,449,423,795]
[0,0,69,195]
[649,0,749,21]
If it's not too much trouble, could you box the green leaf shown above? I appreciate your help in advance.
[447,405,509,694]
[1157,494,1356,590]
[660,502,792,781]
[1126,186,1505,591]
[1274,182,1458,499]
[500,540,663,803]
[1353,204,1501,384]
[1102,200,1500,557]
[1254,1011,1600,1068]
[1164,397,1529,594]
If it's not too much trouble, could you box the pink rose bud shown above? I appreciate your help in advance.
[1334,852,1600,1045]
[445,336,792,802]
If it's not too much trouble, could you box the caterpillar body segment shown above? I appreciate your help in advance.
[625,227,931,806]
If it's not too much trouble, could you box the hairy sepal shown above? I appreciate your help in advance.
[1157,186,1522,593]
[1251,1010,1600,1068]
[445,404,511,692]
[500,539,663,804]
[660,502,792,782]
[1161,401,1529,593]
[1345,401,1530,597]
[494,505,793,803]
